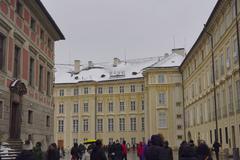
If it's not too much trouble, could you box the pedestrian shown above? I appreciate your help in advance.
[90,139,107,160]
[115,140,123,160]
[179,140,197,160]
[178,140,187,160]
[108,142,116,160]
[137,142,144,160]
[58,147,65,158]
[121,140,127,160]
[82,146,91,160]
[33,142,43,160]
[144,134,171,160]
[197,142,213,160]
[71,143,79,160]
[45,143,60,160]
[164,141,173,160]
[212,140,221,160]
[16,140,35,160]
[78,143,86,160]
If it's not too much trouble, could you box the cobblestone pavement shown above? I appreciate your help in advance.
[62,150,233,160]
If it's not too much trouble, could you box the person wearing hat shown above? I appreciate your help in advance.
[16,140,35,160]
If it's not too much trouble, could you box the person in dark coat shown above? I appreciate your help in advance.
[90,139,107,160]
[33,142,43,160]
[179,141,198,160]
[212,140,221,160]
[16,140,35,160]
[144,134,171,160]
[46,143,60,160]
[197,142,212,160]
[71,143,79,160]
[164,141,173,160]
[179,141,187,160]
[115,140,123,160]
[108,142,116,160]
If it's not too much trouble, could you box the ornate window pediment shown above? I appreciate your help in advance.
[9,80,27,96]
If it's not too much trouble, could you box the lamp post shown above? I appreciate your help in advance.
[204,26,219,142]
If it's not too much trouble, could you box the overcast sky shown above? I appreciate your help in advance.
[41,0,217,65]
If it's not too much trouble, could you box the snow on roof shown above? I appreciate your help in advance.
[55,53,185,84]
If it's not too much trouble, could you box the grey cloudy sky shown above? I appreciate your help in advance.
[41,0,217,64]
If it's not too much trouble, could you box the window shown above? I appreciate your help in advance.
[29,57,34,86]
[158,74,165,83]
[97,102,102,112]
[59,104,64,114]
[83,103,88,112]
[83,119,88,132]
[130,117,136,131]
[236,80,240,112]
[177,114,182,119]
[120,86,124,93]
[39,65,43,92]
[108,102,113,112]
[97,119,103,132]
[226,47,231,69]
[40,29,44,41]
[130,85,135,92]
[46,115,50,127]
[220,54,224,75]
[141,117,144,131]
[225,127,228,144]
[84,88,88,94]
[58,120,64,132]
[13,46,21,78]
[98,87,102,94]
[28,110,33,124]
[159,112,167,128]
[131,137,136,145]
[46,71,51,96]
[141,84,144,92]
[233,39,238,64]
[73,103,78,113]
[159,92,166,105]
[177,135,183,140]
[73,88,79,96]
[141,100,144,110]
[30,17,36,32]
[120,101,124,112]
[59,89,64,96]
[228,85,234,115]
[16,0,23,16]
[210,130,212,144]
[0,34,6,71]
[130,101,136,111]
[73,120,78,133]
[109,87,113,94]
[177,125,182,129]
[0,101,3,119]
[119,118,125,131]
[108,118,114,132]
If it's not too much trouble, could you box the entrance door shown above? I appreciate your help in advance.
[58,140,64,148]
[9,102,20,139]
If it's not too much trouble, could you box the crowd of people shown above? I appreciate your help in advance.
[14,134,221,160]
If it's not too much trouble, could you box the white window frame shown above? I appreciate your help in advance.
[159,92,166,105]
[73,119,78,133]
[158,74,165,83]
[73,103,79,113]
[83,119,88,132]
[108,118,114,132]
[158,112,167,128]
[120,101,124,112]
[97,119,103,132]
[83,102,88,112]
[130,117,136,131]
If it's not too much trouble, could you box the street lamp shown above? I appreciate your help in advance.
[204,25,219,143]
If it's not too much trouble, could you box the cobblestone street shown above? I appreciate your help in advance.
[62,150,233,160]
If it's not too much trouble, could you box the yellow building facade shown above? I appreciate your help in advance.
[54,51,185,150]
[181,0,240,153]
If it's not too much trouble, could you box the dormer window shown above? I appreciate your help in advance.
[30,17,36,32]
[16,0,23,16]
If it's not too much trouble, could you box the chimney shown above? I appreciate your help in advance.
[74,60,80,73]
[113,58,120,67]
[88,61,94,68]
[172,48,185,56]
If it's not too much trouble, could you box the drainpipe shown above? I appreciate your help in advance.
[94,84,97,140]
[204,26,219,142]
[180,69,186,141]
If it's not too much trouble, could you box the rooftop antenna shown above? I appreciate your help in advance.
[124,48,127,64]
